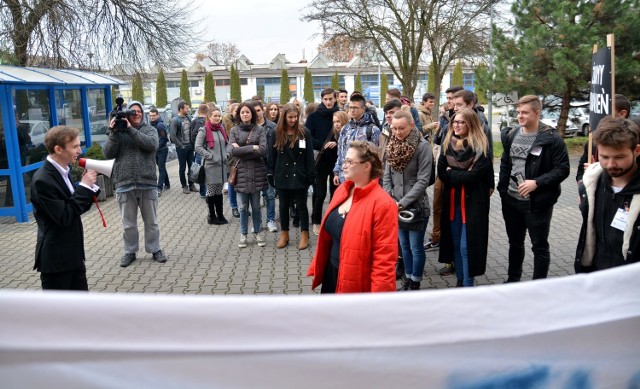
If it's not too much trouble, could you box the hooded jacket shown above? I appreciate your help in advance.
[104,101,159,189]
[575,162,640,272]
[498,123,570,211]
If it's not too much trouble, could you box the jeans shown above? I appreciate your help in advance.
[262,184,276,222]
[156,147,170,190]
[116,189,161,255]
[451,207,474,286]
[311,171,337,224]
[278,188,309,231]
[501,195,553,281]
[228,183,238,209]
[176,144,194,188]
[398,219,428,282]
[237,192,262,235]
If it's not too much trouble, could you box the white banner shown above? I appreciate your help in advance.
[1,264,639,388]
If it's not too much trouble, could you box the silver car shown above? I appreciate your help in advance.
[568,104,590,136]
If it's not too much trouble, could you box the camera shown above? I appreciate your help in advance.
[109,97,135,131]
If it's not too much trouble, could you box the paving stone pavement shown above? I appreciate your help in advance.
[0,155,583,294]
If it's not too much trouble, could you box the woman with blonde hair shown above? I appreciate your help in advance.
[308,141,398,293]
[268,103,316,249]
[438,108,493,287]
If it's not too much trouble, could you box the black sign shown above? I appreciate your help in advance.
[589,47,613,133]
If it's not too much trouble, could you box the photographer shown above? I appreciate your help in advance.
[104,101,168,268]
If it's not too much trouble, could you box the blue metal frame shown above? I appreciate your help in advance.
[0,82,114,222]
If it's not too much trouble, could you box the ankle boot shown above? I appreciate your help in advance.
[277,231,289,248]
[214,195,228,224]
[398,278,411,291]
[409,280,421,290]
[298,230,310,250]
[206,197,218,225]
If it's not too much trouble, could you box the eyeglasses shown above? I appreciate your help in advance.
[452,120,466,126]
[342,159,365,167]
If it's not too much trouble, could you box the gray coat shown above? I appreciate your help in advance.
[382,134,433,211]
[229,125,268,194]
[195,127,228,185]
[104,122,158,189]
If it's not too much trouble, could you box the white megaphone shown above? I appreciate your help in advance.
[78,158,115,177]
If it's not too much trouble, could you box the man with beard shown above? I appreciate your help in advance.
[306,88,340,233]
[575,117,640,272]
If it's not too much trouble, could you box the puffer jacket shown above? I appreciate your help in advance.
[229,124,268,194]
[308,178,398,293]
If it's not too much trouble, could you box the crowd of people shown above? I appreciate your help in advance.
[31,86,640,294]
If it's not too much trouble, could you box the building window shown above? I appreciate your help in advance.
[13,89,52,167]
[167,81,180,88]
[215,79,230,87]
[463,73,475,91]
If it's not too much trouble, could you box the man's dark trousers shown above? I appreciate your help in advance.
[177,145,194,188]
[501,194,553,281]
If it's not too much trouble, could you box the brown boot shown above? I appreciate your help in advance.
[298,230,310,250]
[277,231,289,249]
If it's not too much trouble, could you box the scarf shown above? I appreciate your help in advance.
[205,121,227,149]
[386,128,422,171]
[316,102,339,118]
[239,124,254,132]
[445,135,479,171]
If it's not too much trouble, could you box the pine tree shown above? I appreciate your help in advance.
[354,72,363,94]
[380,73,389,107]
[280,69,290,104]
[330,70,340,90]
[452,62,463,88]
[111,85,118,107]
[204,72,216,103]
[131,72,144,102]
[257,84,265,102]
[155,69,167,107]
[427,63,436,94]
[230,65,241,102]
[474,64,488,104]
[180,69,191,107]
[303,68,315,103]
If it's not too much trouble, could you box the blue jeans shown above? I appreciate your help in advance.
[228,183,238,209]
[262,184,276,222]
[237,192,262,235]
[451,207,474,286]
[176,145,194,188]
[156,147,170,190]
[398,221,428,282]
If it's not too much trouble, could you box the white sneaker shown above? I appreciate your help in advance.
[238,234,248,248]
[267,220,278,232]
[255,232,266,247]
[223,182,228,194]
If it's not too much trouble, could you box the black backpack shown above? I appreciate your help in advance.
[190,116,206,146]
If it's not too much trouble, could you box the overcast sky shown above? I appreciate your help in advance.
[193,0,324,65]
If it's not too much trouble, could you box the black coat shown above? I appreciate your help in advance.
[437,151,493,277]
[268,128,317,190]
[498,124,570,212]
[31,161,97,273]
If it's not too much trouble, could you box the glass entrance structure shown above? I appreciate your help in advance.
[0,66,122,222]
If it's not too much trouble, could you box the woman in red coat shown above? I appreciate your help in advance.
[308,141,398,293]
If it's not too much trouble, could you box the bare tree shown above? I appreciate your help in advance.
[423,0,494,101]
[0,0,202,70]
[206,41,241,66]
[303,0,492,99]
[317,36,366,62]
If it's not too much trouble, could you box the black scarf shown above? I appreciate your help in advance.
[316,103,339,119]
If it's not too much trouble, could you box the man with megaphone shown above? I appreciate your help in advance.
[104,100,168,267]
[31,126,100,290]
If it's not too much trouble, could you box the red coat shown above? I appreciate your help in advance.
[308,178,398,293]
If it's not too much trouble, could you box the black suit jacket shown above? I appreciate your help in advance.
[31,161,98,273]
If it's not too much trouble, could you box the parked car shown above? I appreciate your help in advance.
[567,103,590,136]
[540,109,578,137]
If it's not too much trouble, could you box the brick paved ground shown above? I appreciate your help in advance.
[0,155,582,294]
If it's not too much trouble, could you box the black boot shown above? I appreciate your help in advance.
[398,278,411,291]
[214,194,228,224]
[206,197,219,225]
[409,280,421,290]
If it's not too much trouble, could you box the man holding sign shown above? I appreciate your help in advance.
[575,117,640,272]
